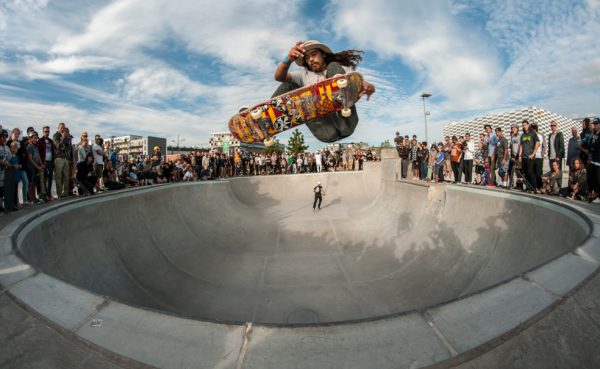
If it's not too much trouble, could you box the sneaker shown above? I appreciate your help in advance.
[593,198,600,204]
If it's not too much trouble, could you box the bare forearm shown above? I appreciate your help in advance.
[274,61,291,82]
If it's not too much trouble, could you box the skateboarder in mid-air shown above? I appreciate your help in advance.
[274,40,376,143]
[313,182,326,211]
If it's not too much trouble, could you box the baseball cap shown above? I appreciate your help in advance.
[0,129,8,137]
[593,118,600,124]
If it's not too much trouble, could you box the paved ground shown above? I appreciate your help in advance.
[1,161,599,368]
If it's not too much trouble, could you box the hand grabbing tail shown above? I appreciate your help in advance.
[358,81,375,101]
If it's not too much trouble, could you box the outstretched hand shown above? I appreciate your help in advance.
[287,41,305,63]
[358,81,375,101]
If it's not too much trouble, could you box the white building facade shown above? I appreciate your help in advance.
[106,135,167,159]
[444,107,579,154]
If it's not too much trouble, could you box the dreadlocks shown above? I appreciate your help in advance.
[302,49,364,71]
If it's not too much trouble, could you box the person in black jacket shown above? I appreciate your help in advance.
[313,181,326,211]
[547,120,565,172]
[76,153,96,195]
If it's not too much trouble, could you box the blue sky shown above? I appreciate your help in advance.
[0,0,598,150]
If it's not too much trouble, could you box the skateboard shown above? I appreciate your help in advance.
[229,72,363,146]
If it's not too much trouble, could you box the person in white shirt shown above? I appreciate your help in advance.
[462,133,475,183]
[92,135,105,191]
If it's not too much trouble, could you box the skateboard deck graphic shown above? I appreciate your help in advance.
[229,72,363,145]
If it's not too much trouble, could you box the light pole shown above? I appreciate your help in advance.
[421,92,432,144]
[171,135,185,155]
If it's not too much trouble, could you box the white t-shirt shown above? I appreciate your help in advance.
[535,134,544,159]
[290,66,352,87]
[44,138,53,161]
[463,140,475,160]
[92,143,104,164]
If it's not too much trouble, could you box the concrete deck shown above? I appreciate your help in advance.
[1,151,599,368]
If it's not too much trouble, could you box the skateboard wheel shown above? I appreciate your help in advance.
[251,109,262,120]
[337,78,348,88]
[263,137,275,147]
[341,107,352,117]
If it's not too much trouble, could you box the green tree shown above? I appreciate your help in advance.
[264,138,284,154]
[286,129,309,153]
[380,139,392,148]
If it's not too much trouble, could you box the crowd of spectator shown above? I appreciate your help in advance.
[0,121,380,213]
[393,117,600,203]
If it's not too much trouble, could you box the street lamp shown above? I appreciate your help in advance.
[171,135,185,155]
[421,92,432,144]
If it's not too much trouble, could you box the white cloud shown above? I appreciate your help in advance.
[325,0,502,110]
[50,0,305,71]
[120,66,210,104]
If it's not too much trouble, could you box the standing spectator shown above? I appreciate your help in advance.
[397,138,410,179]
[419,142,429,180]
[5,141,20,211]
[443,136,452,181]
[0,130,10,211]
[547,120,565,172]
[26,131,46,203]
[508,124,522,188]
[450,136,462,184]
[518,120,540,193]
[11,129,29,205]
[428,144,437,181]
[531,123,545,191]
[484,124,498,185]
[434,144,445,183]
[394,132,403,157]
[76,132,91,164]
[579,118,593,164]
[474,139,485,185]
[462,133,475,184]
[92,135,105,191]
[494,128,510,188]
[39,126,55,199]
[410,139,419,179]
[54,128,72,198]
[567,126,581,172]
[587,118,600,203]
[315,150,323,173]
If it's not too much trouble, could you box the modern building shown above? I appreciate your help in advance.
[444,106,579,153]
[209,132,265,153]
[106,135,167,160]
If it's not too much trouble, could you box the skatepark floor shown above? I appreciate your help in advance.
[1,184,600,368]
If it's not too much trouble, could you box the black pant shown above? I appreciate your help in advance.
[463,160,473,183]
[522,158,537,189]
[534,158,543,189]
[451,161,460,183]
[588,164,600,196]
[4,168,17,210]
[400,157,409,178]
[44,161,54,196]
[313,194,322,209]
[508,155,518,187]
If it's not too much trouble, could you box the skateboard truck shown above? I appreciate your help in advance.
[333,76,352,118]
[251,110,275,146]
